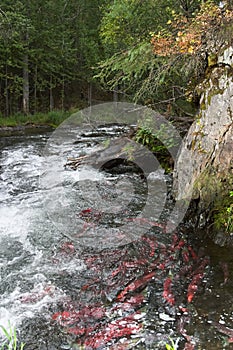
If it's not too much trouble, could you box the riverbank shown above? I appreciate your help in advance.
[0,112,68,127]
[0,124,57,137]
[0,110,73,137]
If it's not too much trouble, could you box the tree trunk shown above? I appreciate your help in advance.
[49,76,54,111]
[61,76,65,111]
[113,85,118,102]
[23,53,29,114]
[5,65,9,117]
[88,82,92,107]
[34,65,37,113]
[50,87,54,111]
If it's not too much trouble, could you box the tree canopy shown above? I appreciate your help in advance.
[97,0,232,115]
[0,0,231,117]
[0,0,105,116]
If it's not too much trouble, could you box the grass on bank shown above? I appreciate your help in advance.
[0,320,181,349]
[0,110,73,128]
[165,337,180,350]
[0,323,25,350]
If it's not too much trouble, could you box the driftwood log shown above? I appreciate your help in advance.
[64,136,157,174]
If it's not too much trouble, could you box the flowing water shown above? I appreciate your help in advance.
[0,127,233,350]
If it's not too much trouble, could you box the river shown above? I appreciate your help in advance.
[0,127,233,350]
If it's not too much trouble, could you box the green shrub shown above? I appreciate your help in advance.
[134,124,177,153]
[134,123,178,172]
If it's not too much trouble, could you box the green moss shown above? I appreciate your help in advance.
[194,170,233,235]
[200,101,207,110]
[214,191,233,234]
[190,120,206,151]
[197,64,232,109]
[207,94,212,106]
[193,170,220,203]
[207,53,218,67]
[197,144,207,154]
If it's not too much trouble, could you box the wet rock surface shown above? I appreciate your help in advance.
[174,46,233,243]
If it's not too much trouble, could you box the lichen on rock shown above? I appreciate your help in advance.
[174,46,233,244]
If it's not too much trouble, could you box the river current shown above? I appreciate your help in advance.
[0,128,233,350]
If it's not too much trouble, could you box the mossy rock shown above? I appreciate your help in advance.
[194,170,233,240]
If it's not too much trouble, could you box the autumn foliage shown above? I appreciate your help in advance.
[151,2,233,56]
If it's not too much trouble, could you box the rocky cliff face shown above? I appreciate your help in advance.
[174,46,233,244]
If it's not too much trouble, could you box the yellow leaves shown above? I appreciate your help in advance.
[151,1,226,57]
[151,27,201,56]
[225,9,233,20]
[188,46,194,54]
[151,31,176,56]
[176,30,202,54]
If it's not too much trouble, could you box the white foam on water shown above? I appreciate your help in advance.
[0,205,30,241]
[0,137,78,334]
[0,281,68,334]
